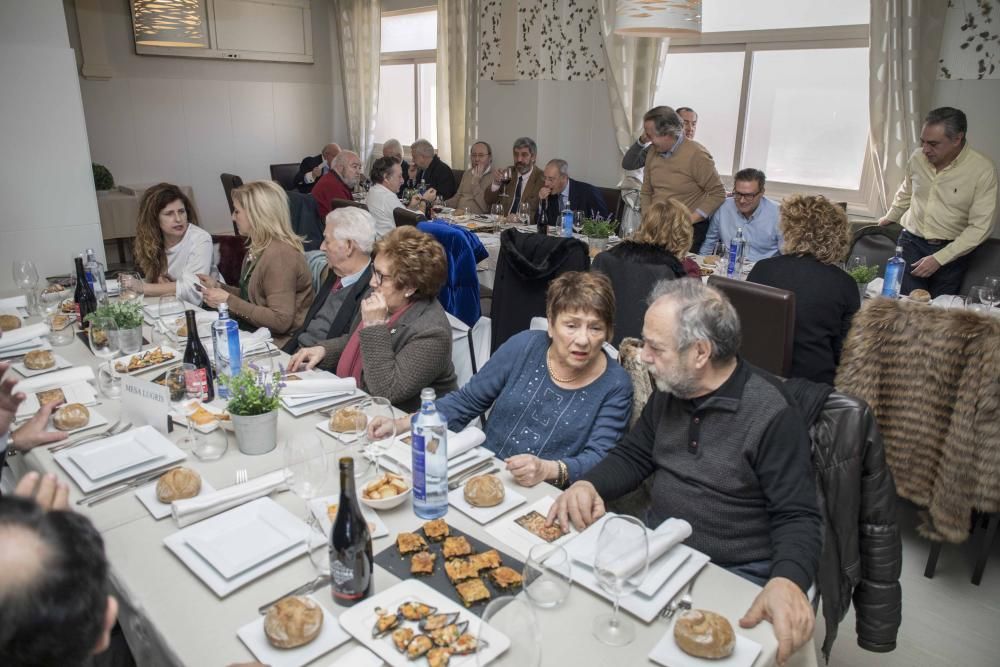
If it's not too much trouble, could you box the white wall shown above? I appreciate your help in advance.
[0,0,105,292]
[65,0,348,234]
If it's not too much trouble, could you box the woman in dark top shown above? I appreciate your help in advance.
[747,194,860,384]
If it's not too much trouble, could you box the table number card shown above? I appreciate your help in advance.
[122,375,171,434]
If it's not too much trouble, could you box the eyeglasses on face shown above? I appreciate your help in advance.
[733,191,761,201]
[373,268,394,286]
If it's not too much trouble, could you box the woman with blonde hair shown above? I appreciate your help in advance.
[748,194,859,383]
[126,183,222,304]
[197,180,314,347]
[591,198,699,345]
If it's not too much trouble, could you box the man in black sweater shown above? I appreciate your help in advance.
[548,278,821,666]
[408,139,457,201]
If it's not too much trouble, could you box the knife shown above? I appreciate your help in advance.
[76,464,182,507]
[447,460,494,490]
[258,575,331,614]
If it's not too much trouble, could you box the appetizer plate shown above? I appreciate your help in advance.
[112,345,180,375]
[15,382,97,420]
[68,429,162,480]
[447,480,526,525]
[10,353,72,377]
[135,478,217,520]
[648,623,762,667]
[53,425,186,493]
[237,595,351,667]
[164,498,308,597]
[484,496,578,559]
[169,399,229,434]
[46,407,110,437]
[337,579,510,667]
[308,493,389,539]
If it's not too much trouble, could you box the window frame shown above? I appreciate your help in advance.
[666,24,874,214]
[378,7,437,151]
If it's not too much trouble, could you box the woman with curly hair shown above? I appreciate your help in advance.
[127,183,222,304]
[748,194,860,383]
[591,199,699,345]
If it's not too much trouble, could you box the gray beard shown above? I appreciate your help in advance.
[648,362,700,399]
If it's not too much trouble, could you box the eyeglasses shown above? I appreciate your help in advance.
[470,152,490,158]
[373,268,394,286]
[733,191,761,201]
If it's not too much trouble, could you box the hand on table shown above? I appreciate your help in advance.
[0,361,24,436]
[361,292,389,326]
[14,471,70,511]
[287,346,326,372]
[367,414,409,441]
[911,255,941,278]
[505,454,555,487]
[739,576,815,666]
[12,400,68,451]
[545,480,605,532]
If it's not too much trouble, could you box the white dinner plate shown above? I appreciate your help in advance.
[47,407,109,437]
[53,425,186,493]
[163,497,308,597]
[448,477,526,524]
[337,579,510,667]
[236,595,351,667]
[648,622,762,667]
[186,503,304,579]
[68,430,163,480]
[134,477,217,520]
[308,494,388,539]
[10,353,72,377]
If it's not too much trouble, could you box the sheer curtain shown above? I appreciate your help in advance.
[866,0,947,214]
[436,0,479,167]
[334,0,381,162]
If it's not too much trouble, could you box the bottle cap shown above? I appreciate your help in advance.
[420,387,436,401]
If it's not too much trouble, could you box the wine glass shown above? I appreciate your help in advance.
[848,256,867,271]
[12,260,39,291]
[157,295,185,342]
[88,316,120,359]
[118,272,144,305]
[476,596,541,667]
[283,435,330,553]
[524,543,572,608]
[39,282,66,316]
[967,285,991,313]
[359,397,396,477]
[491,203,504,226]
[518,201,533,228]
[432,195,445,217]
[172,363,204,451]
[983,275,1000,310]
[592,515,648,646]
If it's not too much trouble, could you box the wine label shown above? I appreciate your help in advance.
[330,552,372,601]
[184,368,208,399]
[412,433,427,501]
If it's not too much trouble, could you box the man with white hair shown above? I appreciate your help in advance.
[282,207,375,353]
[408,139,457,200]
[311,150,363,219]
[536,158,608,226]
[382,139,409,194]
[294,143,341,193]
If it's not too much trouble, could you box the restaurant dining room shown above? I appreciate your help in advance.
[2,1,1000,666]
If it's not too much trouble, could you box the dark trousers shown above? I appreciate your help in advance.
[899,230,970,298]
[690,220,709,253]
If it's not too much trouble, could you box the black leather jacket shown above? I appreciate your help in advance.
[786,380,902,661]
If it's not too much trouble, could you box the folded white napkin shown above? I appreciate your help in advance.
[0,323,50,349]
[15,366,95,393]
[280,377,357,396]
[448,426,486,459]
[171,470,287,527]
[606,518,692,579]
[932,294,965,309]
[0,295,27,309]
[865,278,884,297]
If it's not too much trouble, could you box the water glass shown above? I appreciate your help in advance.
[47,312,76,346]
[192,427,228,462]
[476,596,541,667]
[118,272,144,305]
[157,295,186,342]
[848,256,868,271]
[360,397,396,476]
[518,201,533,227]
[524,543,572,608]
[283,435,329,502]
[39,283,66,315]
[592,515,648,646]
[491,203,505,226]
[88,316,120,358]
[966,286,992,313]
[97,361,123,399]
[982,275,999,309]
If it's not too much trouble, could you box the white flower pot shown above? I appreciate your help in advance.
[230,410,278,455]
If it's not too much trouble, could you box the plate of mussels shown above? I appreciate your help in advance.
[336,579,511,667]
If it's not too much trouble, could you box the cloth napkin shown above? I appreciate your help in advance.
[171,470,287,527]
[865,278,884,297]
[15,366,95,393]
[0,323,50,349]
[448,426,486,459]
[607,517,692,579]
[280,377,357,396]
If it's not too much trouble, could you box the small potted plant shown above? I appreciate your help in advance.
[86,301,143,354]
[580,218,615,252]
[218,366,284,455]
[848,264,879,302]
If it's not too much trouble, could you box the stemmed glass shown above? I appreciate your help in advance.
[39,282,65,316]
[476,596,542,667]
[518,201,533,228]
[848,256,867,272]
[12,260,39,291]
[118,272,144,305]
[171,363,204,451]
[498,167,512,214]
[88,316,120,359]
[983,275,1000,310]
[283,435,330,572]
[157,295,186,343]
[360,397,396,477]
[592,515,649,646]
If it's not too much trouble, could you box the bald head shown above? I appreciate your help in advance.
[332,150,363,189]
[0,523,48,595]
[321,143,341,163]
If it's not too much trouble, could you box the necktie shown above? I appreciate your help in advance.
[510,175,524,214]
[331,278,343,293]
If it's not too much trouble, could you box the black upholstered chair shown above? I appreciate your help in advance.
[598,186,622,223]
[330,198,369,213]
[219,173,243,234]
[958,238,1000,296]
[269,163,299,191]
[707,275,796,377]
[847,225,901,278]
[393,207,426,227]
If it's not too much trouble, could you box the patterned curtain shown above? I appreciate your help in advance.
[334,0,381,162]
[436,0,479,167]
[866,0,947,213]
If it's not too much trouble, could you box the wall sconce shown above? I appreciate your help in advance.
[613,0,702,37]
[130,0,209,48]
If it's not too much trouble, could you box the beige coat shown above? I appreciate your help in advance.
[446,167,493,214]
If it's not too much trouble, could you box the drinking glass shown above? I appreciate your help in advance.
[592,515,648,646]
[524,543,572,608]
[157,295,186,342]
[169,363,204,450]
[47,312,76,346]
[967,286,991,313]
[283,435,329,503]
[476,596,541,667]
[359,397,396,476]
[192,426,228,461]
[432,195,445,217]
[12,260,39,291]
[848,256,868,271]
[88,316,120,359]
[39,282,66,316]
[518,201,533,227]
[118,272,144,305]
[983,275,1000,310]
[491,203,504,226]
[97,361,123,399]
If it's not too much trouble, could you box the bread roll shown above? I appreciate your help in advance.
[0,314,21,332]
[330,406,366,433]
[909,288,931,303]
[24,350,56,370]
[264,596,324,649]
[463,474,505,507]
[42,283,66,294]
[673,609,735,659]
[702,255,720,266]
[53,403,90,431]
[156,467,202,503]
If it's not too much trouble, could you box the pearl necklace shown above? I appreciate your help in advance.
[546,350,586,384]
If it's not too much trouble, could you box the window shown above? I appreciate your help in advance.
[654,0,870,204]
[375,8,437,147]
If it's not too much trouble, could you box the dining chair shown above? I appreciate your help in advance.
[846,225,900,278]
[707,276,796,377]
[393,207,426,228]
[330,197,369,212]
[269,163,299,191]
[958,238,1000,296]
[219,173,244,234]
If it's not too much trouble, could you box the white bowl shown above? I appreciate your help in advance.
[359,476,411,511]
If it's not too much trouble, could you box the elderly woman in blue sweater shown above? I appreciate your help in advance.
[372,271,632,487]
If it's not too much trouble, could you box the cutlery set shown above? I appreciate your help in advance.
[49,420,133,453]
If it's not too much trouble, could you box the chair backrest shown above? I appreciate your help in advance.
[304,250,328,295]
[707,275,796,376]
[269,163,299,191]
[959,238,1000,295]
[598,186,622,223]
[211,234,248,286]
[286,191,324,251]
[331,198,369,213]
[394,207,426,227]
[220,173,244,234]
[452,168,465,186]
[847,225,900,278]
[446,312,492,389]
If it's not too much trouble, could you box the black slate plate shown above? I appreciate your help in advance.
[374,522,524,617]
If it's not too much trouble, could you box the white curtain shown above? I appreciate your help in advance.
[436,0,479,167]
[334,0,381,163]
[866,0,947,213]
[596,0,670,158]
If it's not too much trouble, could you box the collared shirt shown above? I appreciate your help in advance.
[558,180,571,212]
[339,260,370,289]
[886,143,998,265]
[700,196,782,262]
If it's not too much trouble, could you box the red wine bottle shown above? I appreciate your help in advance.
[74,256,97,328]
[330,458,373,606]
[182,310,214,402]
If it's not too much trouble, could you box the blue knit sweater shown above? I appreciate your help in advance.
[435,330,633,482]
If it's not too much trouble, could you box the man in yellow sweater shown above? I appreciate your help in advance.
[879,107,997,297]
[640,106,726,252]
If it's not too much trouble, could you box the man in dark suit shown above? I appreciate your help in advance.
[294,143,340,193]
[283,206,375,353]
[535,158,609,227]
[408,139,457,200]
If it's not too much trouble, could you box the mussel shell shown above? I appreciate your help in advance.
[429,621,469,647]
[451,633,486,656]
[419,611,460,631]
[427,647,453,667]
[372,609,403,638]
[391,627,415,652]
[398,601,438,621]
[406,634,434,659]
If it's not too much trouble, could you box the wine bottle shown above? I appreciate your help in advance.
[182,310,214,402]
[330,457,373,606]
[73,256,97,329]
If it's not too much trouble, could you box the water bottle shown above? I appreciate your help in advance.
[418,178,427,196]
[561,209,574,238]
[727,227,746,278]
[212,303,242,399]
[84,248,107,301]
[411,388,448,519]
[881,246,905,298]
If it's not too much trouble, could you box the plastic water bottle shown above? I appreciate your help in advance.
[84,248,107,300]
[418,178,427,196]
[561,209,574,238]
[212,303,242,399]
[411,388,448,519]
[881,246,905,298]
[727,227,746,278]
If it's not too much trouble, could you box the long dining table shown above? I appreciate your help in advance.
[4,296,818,667]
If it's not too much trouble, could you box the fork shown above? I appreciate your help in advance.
[235,468,249,485]
[48,420,126,453]
[661,564,707,619]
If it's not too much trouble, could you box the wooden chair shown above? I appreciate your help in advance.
[707,275,795,377]
[211,235,248,286]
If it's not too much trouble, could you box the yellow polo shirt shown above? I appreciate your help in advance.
[886,143,998,265]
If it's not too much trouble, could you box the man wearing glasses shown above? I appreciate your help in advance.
[447,141,494,214]
[699,168,781,261]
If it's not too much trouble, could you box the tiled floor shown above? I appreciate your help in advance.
[815,500,1000,667]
